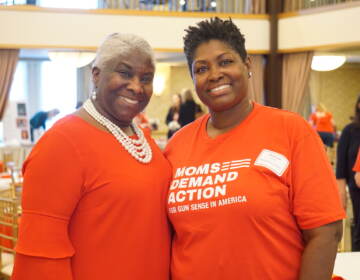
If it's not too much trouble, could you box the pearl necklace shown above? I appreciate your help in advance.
[83,99,152,164]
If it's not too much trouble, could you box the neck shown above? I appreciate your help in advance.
[207,98,253,136]
[77,100,134,136]
[92,100,134,136]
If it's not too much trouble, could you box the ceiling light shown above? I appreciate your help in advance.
[210,1,216,8]
[311,55,346,71]
[48,51,96,68]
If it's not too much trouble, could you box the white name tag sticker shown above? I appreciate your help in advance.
[254,149,289,177]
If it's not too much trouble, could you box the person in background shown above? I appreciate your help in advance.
[12,33,171,280]
[309,103,336,149]
[165,93,182,139]
[164,17,344,280]
[75,101,83,109]
[179,88,203,127]
[29,109,59,142]
[353,149,360,187]
[336,94,360,251]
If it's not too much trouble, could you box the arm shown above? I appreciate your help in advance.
[289,118,345,280]
[12,130,83,280]
[299,220,343,280]
[336,179,347,210]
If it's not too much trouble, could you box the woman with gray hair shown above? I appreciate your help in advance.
[12,33,171,280]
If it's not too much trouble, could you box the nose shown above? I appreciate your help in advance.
[127,76,144,95]
[208,65,223,82]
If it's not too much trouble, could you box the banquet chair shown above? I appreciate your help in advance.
[0,197,21,279]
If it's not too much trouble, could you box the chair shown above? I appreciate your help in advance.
[0,197,21,279]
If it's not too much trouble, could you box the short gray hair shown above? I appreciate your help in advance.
[93,33,155,71]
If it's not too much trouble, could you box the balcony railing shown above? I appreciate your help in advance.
[98,0,266,14]
[283,0,360,12]
[4,0,358,14]
[0,0,267,14]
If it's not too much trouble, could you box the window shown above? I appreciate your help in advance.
[40,61,77,127]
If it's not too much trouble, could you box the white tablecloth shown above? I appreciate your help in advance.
[333,252,360,280]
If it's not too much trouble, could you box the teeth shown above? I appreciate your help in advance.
[121,97,139,104]
[210,84,230,92]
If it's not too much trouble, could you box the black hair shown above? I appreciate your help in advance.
[183,17,248,74]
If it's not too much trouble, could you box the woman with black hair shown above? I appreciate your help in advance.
[336,94,360,251]
[164,17,344,280]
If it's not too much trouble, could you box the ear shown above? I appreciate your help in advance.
[92,67,100,88]
[244,56,252,72]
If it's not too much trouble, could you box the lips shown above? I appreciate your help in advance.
[208,84,231,96]
[121,96,139,105]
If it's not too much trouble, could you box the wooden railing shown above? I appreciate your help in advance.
[0,0,267,14]
[98,0,266,14]
[283,0,360,12]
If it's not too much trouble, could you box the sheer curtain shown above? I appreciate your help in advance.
[77,65,92,106]
[0,49,19,120]
[248,55,265,104]
[282,52,314,114]
[40,61,77,128]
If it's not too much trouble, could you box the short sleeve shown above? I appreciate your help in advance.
[16,130,84,258]
[353,149,360,172]
[289,123,345,230]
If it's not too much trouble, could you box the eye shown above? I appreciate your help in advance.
[194,65,208,74]
[141,74,153,84]
[117,71,132,79]
[219,59,233,66]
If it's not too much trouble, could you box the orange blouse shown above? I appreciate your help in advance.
[12,115,172,280]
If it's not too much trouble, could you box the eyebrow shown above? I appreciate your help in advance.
[117,62,132,70]
[117,62,154,75]
[193,52,233,65]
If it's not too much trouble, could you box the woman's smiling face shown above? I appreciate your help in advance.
[92,49,155,127]
[192,39,250,113]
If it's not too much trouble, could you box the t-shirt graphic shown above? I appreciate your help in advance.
[168,159,251,213]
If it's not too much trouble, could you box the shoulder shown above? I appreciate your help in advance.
[254,104,314,140]
[35,115,90,150]
[256,104,308,125]
[164,114,206,151]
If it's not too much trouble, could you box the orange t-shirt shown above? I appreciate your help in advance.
[164,103,345,280]
[310,111,334,132]
[12,115,171,280]
[353,149,360,172]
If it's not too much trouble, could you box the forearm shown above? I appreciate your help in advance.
[336,179,347,210]
[12,253,73,280]
[299,222,342,280]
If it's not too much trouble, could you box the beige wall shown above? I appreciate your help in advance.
[279,4,360,51]
[309,63,360,130]
[0,6,269,52]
